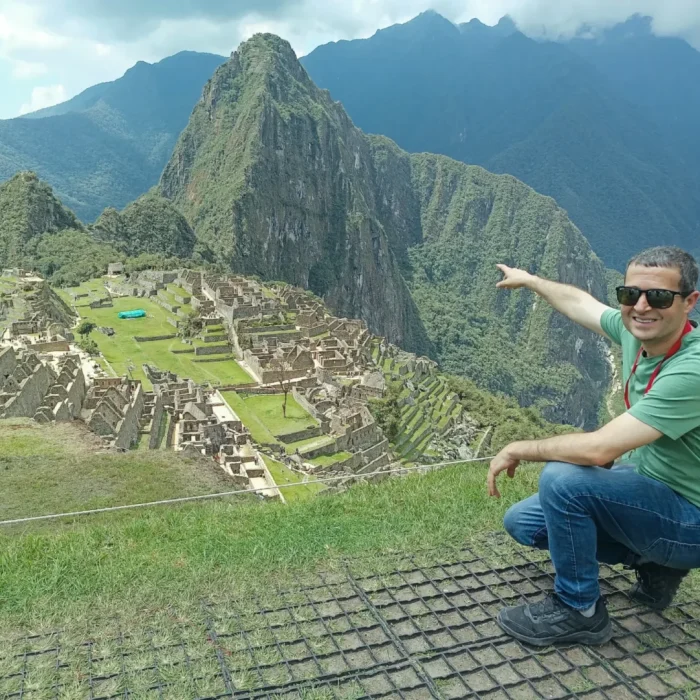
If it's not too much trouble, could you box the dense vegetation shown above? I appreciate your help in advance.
[26,229,121,287]
[0,51,225,221]
[303,12,700,270]
[403,151,610,426]
[92,188,201,259]
[0,171,82,267]
[0,172,196,285]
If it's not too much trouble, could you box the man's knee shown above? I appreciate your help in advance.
[539,461,592,502]
[503,496,545,547]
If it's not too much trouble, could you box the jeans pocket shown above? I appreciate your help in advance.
[641,538,700,569]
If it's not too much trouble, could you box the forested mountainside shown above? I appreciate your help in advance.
[0,51,225,222]
[303,12,700,270]
[160,34,610,427]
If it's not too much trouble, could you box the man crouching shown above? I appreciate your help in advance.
[490,246,700,646]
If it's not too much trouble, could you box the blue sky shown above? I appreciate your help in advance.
[1,0,699,119]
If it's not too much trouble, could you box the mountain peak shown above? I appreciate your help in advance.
[460,15,517,37]
[0,171,82,266]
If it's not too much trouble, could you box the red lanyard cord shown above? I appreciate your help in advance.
[624,321,693,410]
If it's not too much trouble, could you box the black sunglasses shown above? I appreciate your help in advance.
[616,286,688,309]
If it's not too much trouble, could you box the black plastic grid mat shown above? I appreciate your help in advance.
[1,542,699,699]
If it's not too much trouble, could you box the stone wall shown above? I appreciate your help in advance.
[114,383,146,450]
[194,344,232,356]
[203,334,228,343]
[277,425,322,444]
[1,360,54,418]
[148,395,166,449]
[0,346,17,378]
[30,340,71,353]
[133,334,177,342]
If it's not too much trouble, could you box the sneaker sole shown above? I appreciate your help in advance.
[496,616,613,647]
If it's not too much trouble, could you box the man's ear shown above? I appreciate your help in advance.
[684,290,700,314]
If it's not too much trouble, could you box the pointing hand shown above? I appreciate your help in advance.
[496,264,533,290]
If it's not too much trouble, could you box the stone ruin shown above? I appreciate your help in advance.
[0,346,55,419]
[34,354,86,423]
[81,377,146,450]
[150,376,278,498]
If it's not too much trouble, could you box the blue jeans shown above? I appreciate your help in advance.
[504,462,700,611]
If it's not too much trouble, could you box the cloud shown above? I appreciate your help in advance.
[18,84,67,115]
[2,0,700,119]
[11,59,48,79]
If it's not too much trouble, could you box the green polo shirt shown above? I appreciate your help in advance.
[601,309,700,507]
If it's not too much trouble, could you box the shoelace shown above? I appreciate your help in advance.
[530,593,606,618]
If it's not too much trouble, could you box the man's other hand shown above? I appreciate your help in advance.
[487,449,521,498]
[496,264,534,289]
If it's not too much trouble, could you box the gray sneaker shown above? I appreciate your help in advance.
[497,594,612,647]
[630,563,689,610]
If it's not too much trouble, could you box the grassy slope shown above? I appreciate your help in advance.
[262,455,326,501]
[0,459,541,630]
[0,420,236,524]
[3,459,698,638]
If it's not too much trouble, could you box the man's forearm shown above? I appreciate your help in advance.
[526,275,609,335]
[529,276,593,317]
[503,432,612,467]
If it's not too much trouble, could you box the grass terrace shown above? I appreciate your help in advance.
[307,451,353,468]
[221,392,318,444]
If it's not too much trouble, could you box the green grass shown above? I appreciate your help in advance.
[56,277,110,304]
[4,456,696,635]
[262,456,326,501]
[307,451,352,467]
[67,294,253,388]
[167,283,190,298]
[221,391,277,444]
[244,393,318,436]
[224,392,318,442]
[0,419,234,525]
[0,458,543,629]
[2,444,700,696]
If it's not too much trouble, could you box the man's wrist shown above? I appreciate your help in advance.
[525,274,541,293]
[502,441,525,460]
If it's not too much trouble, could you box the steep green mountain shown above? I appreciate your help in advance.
[160,34,431,356]
[92,189,198,258]
[0,51,225,222]
[302,12,700,270]
[161,34,610,428]
[0,171,82,267]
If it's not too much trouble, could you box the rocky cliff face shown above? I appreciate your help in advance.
[0,172,82,267]
[161,34,430,354]
[161,33,611,428]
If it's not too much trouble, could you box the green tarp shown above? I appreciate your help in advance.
[118,310,146,319]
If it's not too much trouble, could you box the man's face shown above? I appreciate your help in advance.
[621,264,699,344]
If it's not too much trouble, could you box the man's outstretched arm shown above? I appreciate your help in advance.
[497,264,612,337]
[487,413,662,497]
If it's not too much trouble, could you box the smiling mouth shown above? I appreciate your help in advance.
[632,317,658,325]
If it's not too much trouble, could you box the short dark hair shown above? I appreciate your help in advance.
[626,246,698,295]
